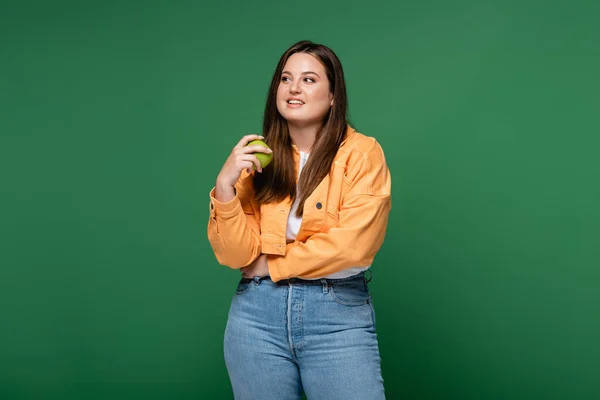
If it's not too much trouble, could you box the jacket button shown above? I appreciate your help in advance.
[316,202,322,209]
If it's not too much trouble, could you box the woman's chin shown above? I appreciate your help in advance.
[281,114,320,127]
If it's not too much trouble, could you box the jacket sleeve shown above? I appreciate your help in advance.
[267,140,392,281]
[207,172,262,269]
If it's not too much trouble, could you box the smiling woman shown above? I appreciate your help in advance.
[277,53,334,132]
[207,40,391,400]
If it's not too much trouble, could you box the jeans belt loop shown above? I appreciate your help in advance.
[321,279,329,294]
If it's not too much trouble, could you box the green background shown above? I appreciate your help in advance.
[1,0,598,398]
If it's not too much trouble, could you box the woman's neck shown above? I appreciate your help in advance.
[288,123,319,153]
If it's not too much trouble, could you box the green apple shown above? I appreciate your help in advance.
[247,139,273,168]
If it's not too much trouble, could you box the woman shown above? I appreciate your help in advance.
[208,40,391,400]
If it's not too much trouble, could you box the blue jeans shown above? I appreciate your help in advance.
[224,272,385,400]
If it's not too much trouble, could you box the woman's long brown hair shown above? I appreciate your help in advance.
[253,40,349,217]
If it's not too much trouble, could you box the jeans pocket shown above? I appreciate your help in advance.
[235,278,252,295]
[329,278,370,306]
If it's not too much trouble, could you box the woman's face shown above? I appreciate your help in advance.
[276,53,334,126]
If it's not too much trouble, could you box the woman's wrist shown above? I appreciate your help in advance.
[214,178,236,203]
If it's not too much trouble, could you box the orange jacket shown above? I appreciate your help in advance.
[207,126,392,282]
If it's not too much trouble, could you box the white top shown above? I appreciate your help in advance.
[285,151,369,280]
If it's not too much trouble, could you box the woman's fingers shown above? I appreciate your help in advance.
[237,154,262,173]
[234,145,271,173]
[216,135,269,189]
[234,134,264,149]
[234,145,272,158]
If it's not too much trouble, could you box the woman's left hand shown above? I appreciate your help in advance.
[240,254,269,279]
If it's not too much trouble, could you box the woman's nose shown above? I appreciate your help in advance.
[290,79,301,93]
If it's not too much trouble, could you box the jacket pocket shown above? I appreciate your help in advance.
[326,206,339,226]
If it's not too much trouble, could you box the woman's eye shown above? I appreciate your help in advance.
[304,77,315,83]
[281,76,291,82]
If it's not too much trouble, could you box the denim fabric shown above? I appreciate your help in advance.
[224,272,385,400]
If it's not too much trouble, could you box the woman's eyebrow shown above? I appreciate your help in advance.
[282,71,321,78]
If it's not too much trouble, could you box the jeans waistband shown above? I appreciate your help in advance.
[243,271,371,285]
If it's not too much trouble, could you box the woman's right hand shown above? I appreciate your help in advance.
[214,134,272,202]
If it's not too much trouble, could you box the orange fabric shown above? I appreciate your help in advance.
[207,126,391,282]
